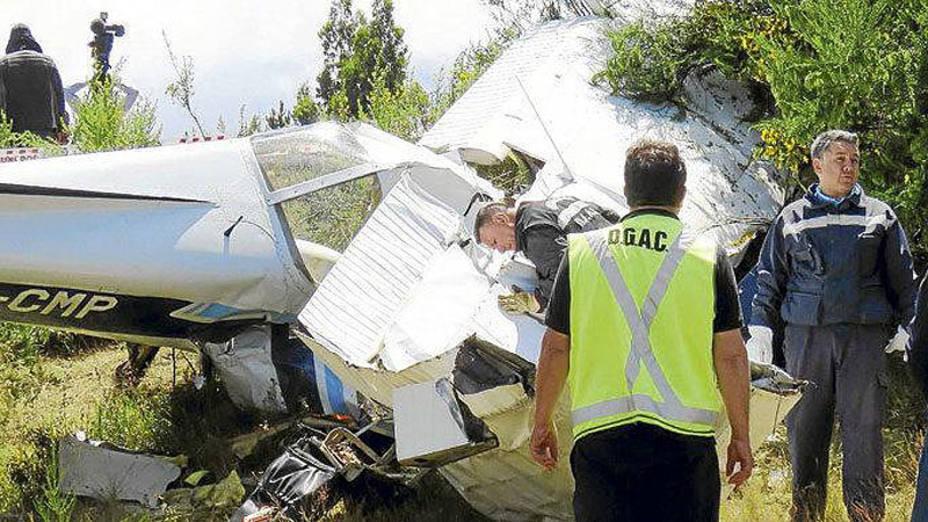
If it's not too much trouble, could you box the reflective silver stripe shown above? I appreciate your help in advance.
[571,394,719,427]
[576,229,718,428]
[782,213,889,238]
[556,200,590,229]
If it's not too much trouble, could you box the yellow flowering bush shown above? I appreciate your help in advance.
[602,0,928,255]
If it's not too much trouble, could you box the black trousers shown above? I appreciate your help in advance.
[783,324,889,522]
[571,423,720,522]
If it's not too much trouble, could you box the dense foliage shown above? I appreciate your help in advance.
[70,79,161,152]
[601,0,928,255]
[317,0,408,118]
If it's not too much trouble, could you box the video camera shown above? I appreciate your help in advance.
[90,12,125,38]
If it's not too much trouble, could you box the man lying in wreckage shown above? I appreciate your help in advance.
[0,117,804,519]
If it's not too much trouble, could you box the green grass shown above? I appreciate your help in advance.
[723,356,925,521]
[0,322,923,521]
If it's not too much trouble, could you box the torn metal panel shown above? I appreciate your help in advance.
[439,397,576,522]
[232,447,337,520]
[58,433,181,508]
[299,174,473,370]
[203,325,288,414]
[421,17,784,259]
[420,19,603,165]
[393,378,497,467]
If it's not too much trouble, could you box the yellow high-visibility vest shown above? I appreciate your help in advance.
[567,212,722,441]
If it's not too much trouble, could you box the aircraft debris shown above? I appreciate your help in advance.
[204,325,287,414]
[58,432,181,508]
[0,6,807,520]
[162,470,246,510]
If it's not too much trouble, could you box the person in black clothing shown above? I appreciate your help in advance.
[89,13,125,82]
[475,197,620,313]
[0,24,68,142]
[531,140,752,521]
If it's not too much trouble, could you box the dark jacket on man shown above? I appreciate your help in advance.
[0,26,68,138]
[750,183,916,521]
[909,277,928,399]
[514,196,620,308]
[751,184,915,330]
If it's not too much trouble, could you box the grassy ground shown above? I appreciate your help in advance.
[0,323,923,521]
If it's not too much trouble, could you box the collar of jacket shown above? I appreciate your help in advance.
[620,208,680,222]
[805,183,863,211]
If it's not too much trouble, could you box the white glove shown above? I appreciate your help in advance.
[885,326,909,355]
[745,325,773,365]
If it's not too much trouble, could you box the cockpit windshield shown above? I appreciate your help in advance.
[251,124,382,251]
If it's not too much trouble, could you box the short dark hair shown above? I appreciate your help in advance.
[474,202,511,242]
[810,129,858,160]
[624,139,687,207]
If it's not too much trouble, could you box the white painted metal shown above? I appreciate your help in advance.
[0,138,313,318]
[421,17,784,259]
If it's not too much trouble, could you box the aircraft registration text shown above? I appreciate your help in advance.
[0,289,117,319]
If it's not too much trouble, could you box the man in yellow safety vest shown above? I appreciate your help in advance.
[530,139,753,521]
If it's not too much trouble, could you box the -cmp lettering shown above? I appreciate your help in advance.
[0,289,118,319]
[608,228,668,252]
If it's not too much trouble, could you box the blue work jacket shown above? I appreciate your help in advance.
[750,184,916,330]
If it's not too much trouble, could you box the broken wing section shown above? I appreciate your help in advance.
[420,17,785,268]
[296,162,802,521]
[299,173,479,370]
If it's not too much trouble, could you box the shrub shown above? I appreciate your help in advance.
[0,111,51,148]
[70,78,161,152]
[600,0,928,255]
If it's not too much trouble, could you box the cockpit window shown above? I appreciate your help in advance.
[278,178,381,251]
[251,125,382,251]
[251,124,368,192]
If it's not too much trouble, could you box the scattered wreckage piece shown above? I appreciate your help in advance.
[58,432,182,508]
[232,413,426,520]
[162,470,245,511]
[204,325,289,414]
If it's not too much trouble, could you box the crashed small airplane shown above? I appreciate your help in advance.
[0,11,802,521]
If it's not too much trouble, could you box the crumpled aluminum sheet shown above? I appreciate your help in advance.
[58,432,181,508]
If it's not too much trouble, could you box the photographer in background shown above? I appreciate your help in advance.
[89,12,125,81]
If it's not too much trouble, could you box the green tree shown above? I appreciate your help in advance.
[236,105,264,137]
[370,0,408,94]
[600,0,928,255]
[266,100,293,130]
[317,0,360,105]
[70,78,160,152]
[292,84,321,125]
[163,31,207,136]
[316,0,409,118]
[368,74,430,140]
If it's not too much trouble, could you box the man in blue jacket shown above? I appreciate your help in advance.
[747,129,916,521]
